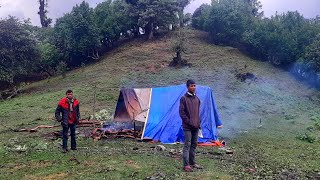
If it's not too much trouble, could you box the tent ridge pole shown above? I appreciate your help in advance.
[141,88,153,139]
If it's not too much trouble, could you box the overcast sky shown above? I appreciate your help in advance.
[0,0,319,26]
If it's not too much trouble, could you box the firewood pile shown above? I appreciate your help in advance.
[15,120,140,142]
[15,120,102,133]
[91,128,142,141]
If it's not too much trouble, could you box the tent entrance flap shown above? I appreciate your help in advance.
[114,88,151,123]
[114,89,141,122]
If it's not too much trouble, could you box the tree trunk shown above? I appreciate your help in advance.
[6,85,19,99]
[179,10,184,27]
[87,49,100,60]
[169,50,188,67]
[133,26,140,37]
[38,0,46,27]
[38,0,51,27]
[39,65,53,76]
[176,51,182,63]
[146,22,154,40]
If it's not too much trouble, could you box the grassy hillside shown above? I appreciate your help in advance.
[1,29,320,179]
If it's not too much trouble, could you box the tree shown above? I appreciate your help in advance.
[0,17,40,86]
[302,37,320,72]
[27,26,61,76]
[192,4,211,30]
[94,0,114,47]
[94,0,134,47]
[38,0,52,27]
[243,11,318,66]
[204,0,261,45]
[244,0,263,17]
[170,28,189,67]
[126,0,179,39]
[177,0,192,27]
[37,42,61,76]
[183,13,192,26]
[53,2,100,67]
[112,0,137,37]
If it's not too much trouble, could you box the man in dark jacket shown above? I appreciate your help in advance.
[55,90,80,153]
[179,80,202,172]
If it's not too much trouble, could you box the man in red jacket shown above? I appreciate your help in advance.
[55,90,80,153]
[179,80,203,172]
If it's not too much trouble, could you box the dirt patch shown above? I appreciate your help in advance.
[125,160,141,169]
[43,131,61,140]
[7,161,53,173]
[82,160,95,167]
[11,163,27,171]
[236,72,257,82]
[23,173,68,180]
[29,160,53,169]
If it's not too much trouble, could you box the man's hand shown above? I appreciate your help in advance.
[217,125,223,129]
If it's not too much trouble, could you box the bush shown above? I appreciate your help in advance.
[298,132,317,143]
[56,61,68,78]
[92,109,113,121]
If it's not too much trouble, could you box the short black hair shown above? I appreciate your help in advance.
[186,79,196,87]
[66,90,73,94]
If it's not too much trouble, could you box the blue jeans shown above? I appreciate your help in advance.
[183,129,198,166]
[62,124,76,149]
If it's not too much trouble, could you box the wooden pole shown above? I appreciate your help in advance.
[133,111,136,138]
[92,85,96,120]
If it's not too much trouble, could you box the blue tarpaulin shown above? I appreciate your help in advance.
[143,84,222,144]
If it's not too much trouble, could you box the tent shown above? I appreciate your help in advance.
[113,84,222,144]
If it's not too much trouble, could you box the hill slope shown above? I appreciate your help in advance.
[1,29,320,179]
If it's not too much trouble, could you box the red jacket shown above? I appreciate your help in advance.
[55,97,80,127]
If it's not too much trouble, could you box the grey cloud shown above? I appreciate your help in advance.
[185,0,320,18]
[260,0,320,18]
[0,0,104,26]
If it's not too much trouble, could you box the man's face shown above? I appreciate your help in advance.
[188,84,196,94]
[66,92,73,99]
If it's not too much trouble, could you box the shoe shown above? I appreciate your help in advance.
[71,147,77,150]
[191,164,203,169]
[62,148,69,153]
[184,165,193,172]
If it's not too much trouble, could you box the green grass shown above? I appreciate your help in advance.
[1,29,320,179]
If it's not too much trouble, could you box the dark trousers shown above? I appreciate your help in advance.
[183,129,199,166]
[62,124,76,149]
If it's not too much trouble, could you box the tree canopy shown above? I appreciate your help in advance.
[0,17,40,84]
